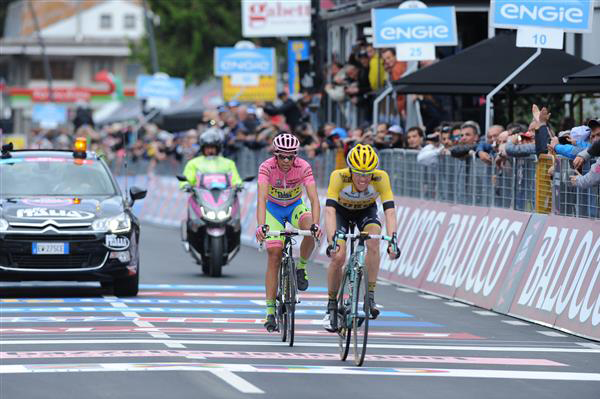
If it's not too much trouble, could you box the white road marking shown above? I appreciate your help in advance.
[396,287,415,293]
[103,295,184,348]
[473,310,499,316]
[2,339,599,353]
[1,362,599,381]
[419,294,441,300]
[444,301,469,307]
[376,280,391,286]
[537,331,568,338]
[502,320,530,326]
[210,370,264,394]
[577,343,600,349]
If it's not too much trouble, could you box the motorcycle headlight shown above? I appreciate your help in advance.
[201,207,217,221]
[92,213,131,233]
[216,207,232,221]
[0,218,8,232]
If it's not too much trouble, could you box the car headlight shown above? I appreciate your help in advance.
[92,213,131,233]
[0,218,8,232]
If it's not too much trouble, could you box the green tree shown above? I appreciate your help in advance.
[133,0,242,84]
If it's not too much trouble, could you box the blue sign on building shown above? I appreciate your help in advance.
[372,7,458,47]
[32,103,67,125]
[287,40,310,95]
[491,0,594,32]
[136,75,185,101]
[214,47,275,76]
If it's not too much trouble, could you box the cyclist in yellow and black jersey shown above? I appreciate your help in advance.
[323,144,400,332]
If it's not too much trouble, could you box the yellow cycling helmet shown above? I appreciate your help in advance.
[346,144,379,173]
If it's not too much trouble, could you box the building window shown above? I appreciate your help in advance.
[100,14,112,29]
[124,14,136,29]
[125,63,142,83]
[30,60,75,80]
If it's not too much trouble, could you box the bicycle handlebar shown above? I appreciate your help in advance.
[333,232,393,242]
[267,229,314,238]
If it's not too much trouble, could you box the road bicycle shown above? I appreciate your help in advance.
[331,224,395,366]
[262,227,316,346]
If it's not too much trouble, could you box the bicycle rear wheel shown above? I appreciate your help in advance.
[352,265,369,366]
[337,267,351,361]
[286,258,296,347]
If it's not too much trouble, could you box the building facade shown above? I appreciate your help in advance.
[0,0,147,134]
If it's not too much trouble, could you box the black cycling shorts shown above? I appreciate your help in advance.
[334,204,381,240]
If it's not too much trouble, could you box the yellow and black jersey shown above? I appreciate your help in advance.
[326,168,395,211]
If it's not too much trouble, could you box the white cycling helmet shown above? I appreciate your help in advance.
[273,133,300,153]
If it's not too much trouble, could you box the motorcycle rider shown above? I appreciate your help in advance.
[179,128,242,189]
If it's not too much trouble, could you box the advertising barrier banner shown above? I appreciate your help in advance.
[509,216,600,340]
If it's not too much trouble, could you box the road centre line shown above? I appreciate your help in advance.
[2,339,599,353]
[1,362,598,381]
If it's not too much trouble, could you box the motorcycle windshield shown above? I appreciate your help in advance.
[197,173,230,190]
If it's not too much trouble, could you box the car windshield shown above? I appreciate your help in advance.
[0,156,118,196]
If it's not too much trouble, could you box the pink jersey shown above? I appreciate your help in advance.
[258,156,315,206]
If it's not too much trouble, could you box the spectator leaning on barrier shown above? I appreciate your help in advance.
[450,121,480,159]
[406,126,424,150]
[549,125,591,159]
[440,125,453,149]
[476,124,503,164]
[417,129,446,166]
[573,118,600,169]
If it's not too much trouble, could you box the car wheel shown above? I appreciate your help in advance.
[113,272,139,297]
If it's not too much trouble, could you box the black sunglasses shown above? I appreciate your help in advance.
[277,153,296,161]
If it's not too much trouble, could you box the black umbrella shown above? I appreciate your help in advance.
[394,32,600,95]
[563,64,600,82]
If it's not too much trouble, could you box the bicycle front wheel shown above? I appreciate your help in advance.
[286,259,296,347]
[337,267,351,361]
[278,263,287,342]
[352,266,369,366]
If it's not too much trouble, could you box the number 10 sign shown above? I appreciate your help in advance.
[491,0,594,50]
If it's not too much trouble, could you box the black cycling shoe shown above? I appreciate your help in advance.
[368,293,380,319]
[296,268,309,291]
[264,314,277,332]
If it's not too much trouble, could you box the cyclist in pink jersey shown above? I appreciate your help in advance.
[255,133,322,332]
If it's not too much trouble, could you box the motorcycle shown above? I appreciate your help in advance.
[176,173,254,277]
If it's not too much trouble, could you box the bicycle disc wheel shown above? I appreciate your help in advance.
[352,266,369,366]
[337,268,351,361]
[286,259,296,347]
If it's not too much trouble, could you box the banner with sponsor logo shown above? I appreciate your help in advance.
[126,176,599,340]
[371,7,458,47]
[242,0,311,38]
[509,216,600,340]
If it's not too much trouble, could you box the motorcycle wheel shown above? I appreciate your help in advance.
[209,236,223,277]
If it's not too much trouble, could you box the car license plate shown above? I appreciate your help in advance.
[32,243,70,255]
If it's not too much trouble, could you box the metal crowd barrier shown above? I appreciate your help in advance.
[109,147,599,220]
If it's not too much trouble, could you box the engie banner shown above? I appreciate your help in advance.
[126,176,599,340]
